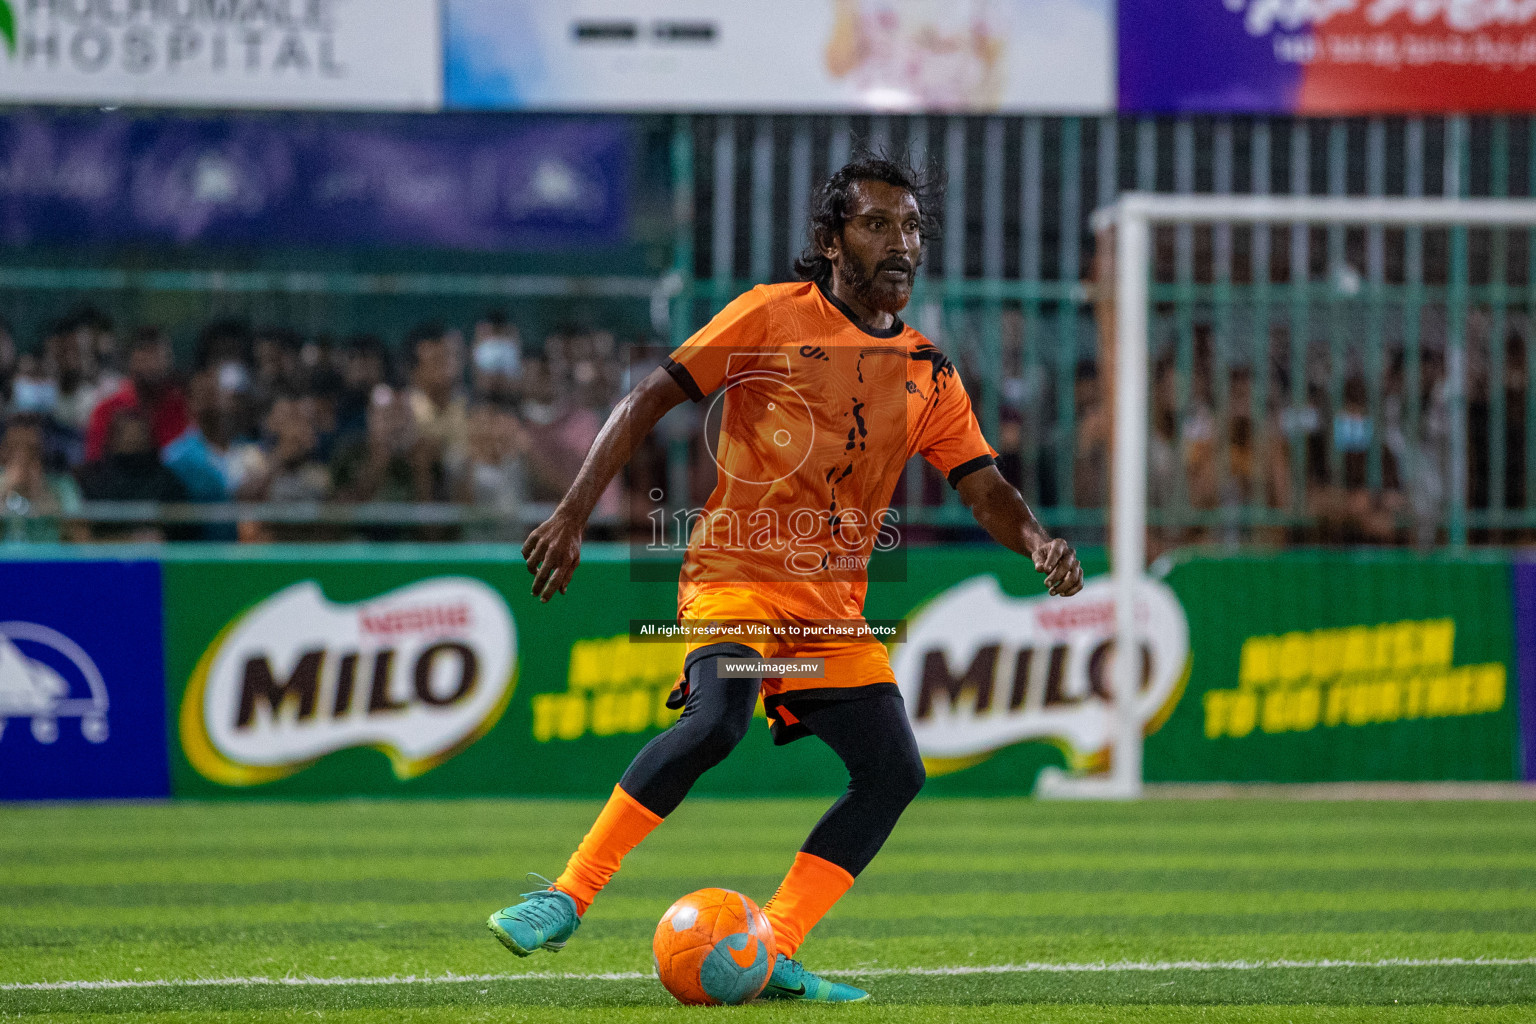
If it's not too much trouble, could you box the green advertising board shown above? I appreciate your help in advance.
[162,545,1096,799]
[1147,552,1519,783]
[161,546,1520,798]
[164,548,827,799]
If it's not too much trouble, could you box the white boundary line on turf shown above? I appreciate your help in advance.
[6,957,1536,992]
[837,957,1536,977]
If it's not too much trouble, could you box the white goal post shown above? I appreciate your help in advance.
[1036,193,1536,800]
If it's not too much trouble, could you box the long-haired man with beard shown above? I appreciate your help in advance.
[486,157,1083,1002]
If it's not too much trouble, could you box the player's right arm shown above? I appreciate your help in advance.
[522,366,688,602]
[523,288,771,602]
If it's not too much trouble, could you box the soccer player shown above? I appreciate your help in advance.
[488,157,1084,1002]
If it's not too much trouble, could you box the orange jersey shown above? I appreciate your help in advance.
[664,281,997,623]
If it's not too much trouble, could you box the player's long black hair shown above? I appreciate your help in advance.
[793,152,943,286]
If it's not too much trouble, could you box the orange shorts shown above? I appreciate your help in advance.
[674,586,895,702]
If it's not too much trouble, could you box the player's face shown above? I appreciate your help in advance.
[832,181,922,316]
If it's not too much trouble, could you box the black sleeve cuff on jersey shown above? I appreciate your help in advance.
[663,358,705,403]
[947,454,996,489]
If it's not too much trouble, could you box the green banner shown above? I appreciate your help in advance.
[162,546,1094,798]
[1147,552,1519,783]
[165,550,704,799]
[162,546,1519,798]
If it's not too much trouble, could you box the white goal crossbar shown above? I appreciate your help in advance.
[1037,193,1536,800]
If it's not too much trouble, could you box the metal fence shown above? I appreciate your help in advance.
[676,114,1536,546]
[4,111,1534,545]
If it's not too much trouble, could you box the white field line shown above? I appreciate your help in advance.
[5,956,1536,992]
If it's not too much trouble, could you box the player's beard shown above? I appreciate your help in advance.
[836,250,914,316]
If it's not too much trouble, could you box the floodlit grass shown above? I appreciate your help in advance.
[2,797,1534,1021]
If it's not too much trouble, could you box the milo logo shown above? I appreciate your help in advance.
[893,574,1189,772]
[181,577,516,786]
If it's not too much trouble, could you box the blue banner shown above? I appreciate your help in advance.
[1516,562,1536,781]
[0,561,169,800]
[0,111,629,250]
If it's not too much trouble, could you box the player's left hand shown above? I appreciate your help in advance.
[1032,538,1083,597]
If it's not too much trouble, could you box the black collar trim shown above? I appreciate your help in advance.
[815,280,906,339]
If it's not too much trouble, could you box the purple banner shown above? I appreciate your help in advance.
[1517,562,1536,781]
[1119,1,1301,113]
[0,111,629,250]
[1121,0,1536,115]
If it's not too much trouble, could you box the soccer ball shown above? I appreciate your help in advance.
[652,888,775,1005]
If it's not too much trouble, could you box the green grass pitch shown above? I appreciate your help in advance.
[2,797,1534,1022]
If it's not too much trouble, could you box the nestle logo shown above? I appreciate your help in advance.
[184,579,516,787]
[360,603,470,637]
[1035,601,1114,633]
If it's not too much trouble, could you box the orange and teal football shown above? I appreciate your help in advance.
[652,888,775,1005]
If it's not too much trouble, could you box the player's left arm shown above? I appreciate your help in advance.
[956,465,1084,597]
[914,350,1083,598]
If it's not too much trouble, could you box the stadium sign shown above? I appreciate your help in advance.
[1120,0,1536,113]
[0,0,442,110]
[0,560,168,800]
[1153,555,1520,782]
[180,577,515,786]
[0,621,109,746]
[893,574,1189,774]
[446,0,1112,113]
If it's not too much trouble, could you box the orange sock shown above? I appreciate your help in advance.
[553,785,663,914]
[761,852,855,959]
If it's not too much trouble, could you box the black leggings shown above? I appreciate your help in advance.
[618,647,926,877]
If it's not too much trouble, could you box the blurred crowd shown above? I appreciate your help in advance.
[0,302,1529,547]
[1061,315,1531,552]
[0,308,630,542]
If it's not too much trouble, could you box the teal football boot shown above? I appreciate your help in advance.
[759,953,869,1002]
[486,875,582,957]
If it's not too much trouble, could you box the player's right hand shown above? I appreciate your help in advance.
[522,512,584,602]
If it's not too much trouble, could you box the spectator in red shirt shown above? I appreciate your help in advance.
[84,328,189,464]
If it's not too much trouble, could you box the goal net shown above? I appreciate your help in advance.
[1038,193,1536,799]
